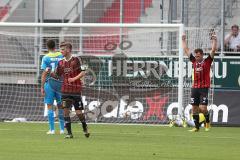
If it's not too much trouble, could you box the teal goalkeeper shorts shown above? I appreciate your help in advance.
[44,82,62,105]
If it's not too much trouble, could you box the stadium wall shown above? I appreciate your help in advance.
[0,55,239,126]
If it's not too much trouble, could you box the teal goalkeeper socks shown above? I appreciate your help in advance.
[48,109,55,131]
[58,109,65,131]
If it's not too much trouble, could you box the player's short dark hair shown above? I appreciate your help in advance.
[59,41,72,50]
[46,39,56,50]
[194,48,204,54]
[231,24,239,30]
[59,41,66,48]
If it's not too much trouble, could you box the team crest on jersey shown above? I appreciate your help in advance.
[64,67,72,74]
[195,67,203,72]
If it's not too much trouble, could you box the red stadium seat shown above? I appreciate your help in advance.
[85,0,152,54]
[0,5,10,20]
[145,0,152,9]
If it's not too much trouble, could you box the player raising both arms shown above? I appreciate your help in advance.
[54,42,90,139]
[182,32,217,132]
[41,39,65,135]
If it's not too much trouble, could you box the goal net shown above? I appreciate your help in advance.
[0,23,214,124]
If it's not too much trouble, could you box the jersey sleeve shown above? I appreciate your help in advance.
[205,54,213,64]
[41,56,49,70]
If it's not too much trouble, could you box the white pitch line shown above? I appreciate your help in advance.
[0,128,239,140]
[0,128,11,131]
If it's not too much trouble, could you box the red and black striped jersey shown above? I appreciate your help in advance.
[190,54,213,88]
[56,56,83,94]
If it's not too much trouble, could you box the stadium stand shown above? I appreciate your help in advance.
[84,0,153,54]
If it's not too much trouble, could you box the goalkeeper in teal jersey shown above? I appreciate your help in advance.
[41,39,64,135]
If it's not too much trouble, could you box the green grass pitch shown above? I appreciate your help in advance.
[0,122,240,160]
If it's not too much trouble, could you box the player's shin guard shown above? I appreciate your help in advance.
[82,121,87,132]
[58,109,64,132]
[193,114,200,129]
[204,112,210,123]
[48,109,55,131]
[64,117,72,135]
[204,112,210,131]
[78,113,87,131]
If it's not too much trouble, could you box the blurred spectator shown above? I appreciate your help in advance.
[224,24,240,52]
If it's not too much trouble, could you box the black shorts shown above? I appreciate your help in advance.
[190,88,209,105]
[62,94,84,110]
